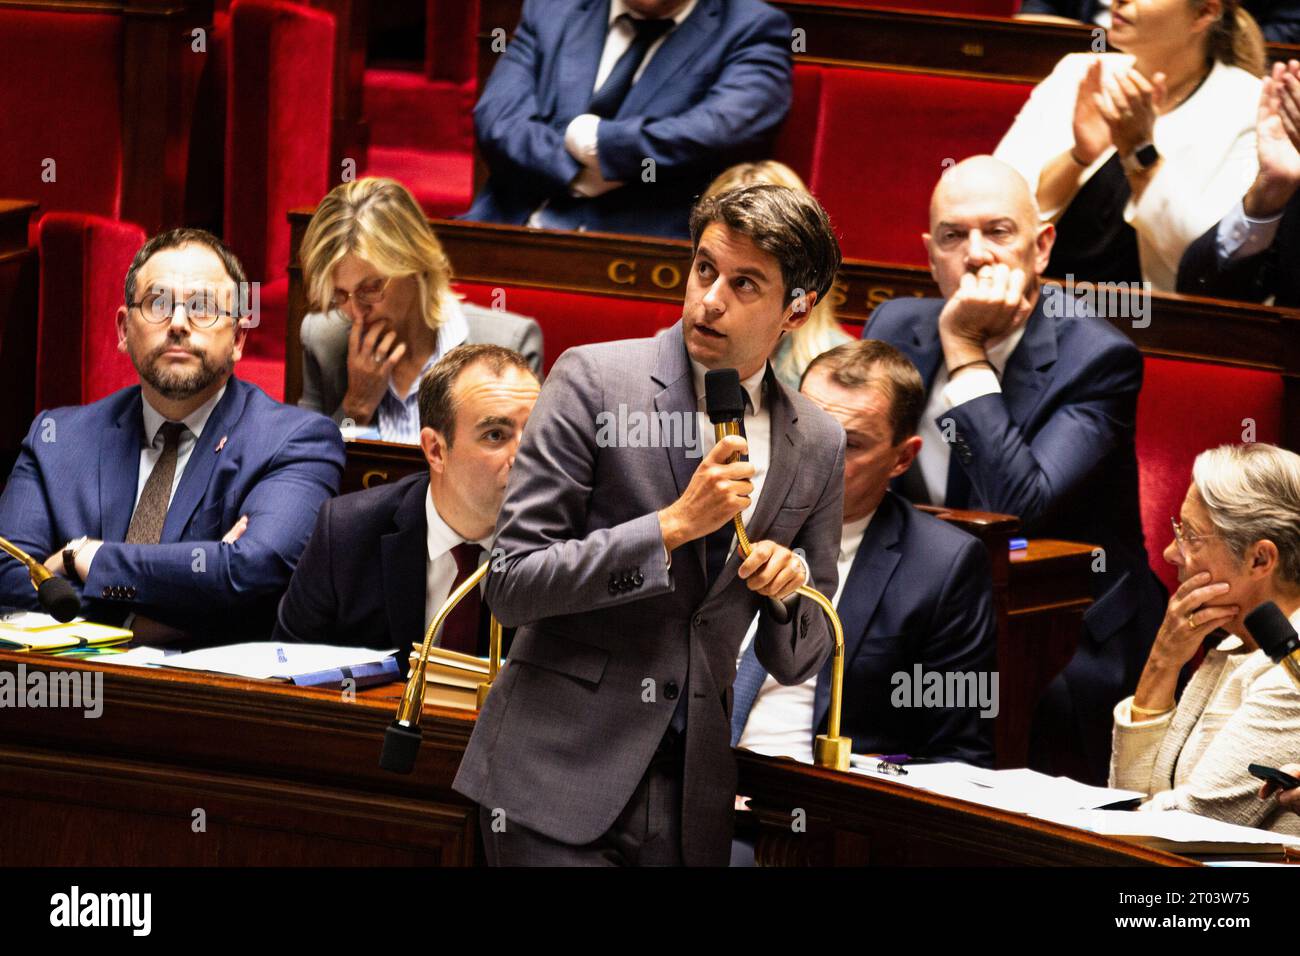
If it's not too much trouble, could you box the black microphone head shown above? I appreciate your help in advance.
[37,576,80,623]
[379,721,423,774]
[1245,601,1300,662]
[705,368,745,424]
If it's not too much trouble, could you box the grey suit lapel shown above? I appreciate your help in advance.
[746,368,801,544]
[651,323,706,576]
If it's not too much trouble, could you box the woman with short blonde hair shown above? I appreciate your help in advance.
[298,177,542,443]
[702,161,851,390]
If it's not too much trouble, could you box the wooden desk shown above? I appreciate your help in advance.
[0,650,479,865]
[735,750,1195,865]
[0,651,1192,866]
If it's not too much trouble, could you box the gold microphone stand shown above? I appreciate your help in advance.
[390,562,505,733]
[717,421,852,771]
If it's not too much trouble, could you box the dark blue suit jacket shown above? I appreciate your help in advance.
[0,377,344,642]
[1018,0,1300,43]
[809,491,996,767]
[866,290,1167,781]
[1177,190,1300,308]
[465,0,792,238]
[272,472,501,661]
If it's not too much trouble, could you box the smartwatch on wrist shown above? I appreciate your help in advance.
[62,535,89,584]
[1120,142,1159,174]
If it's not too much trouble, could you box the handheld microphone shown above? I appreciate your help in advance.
[702,367,854,770]
[1244,600,1300,691]
[0,535,81,622]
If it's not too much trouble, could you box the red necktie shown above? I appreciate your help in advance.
[440,542,483,654]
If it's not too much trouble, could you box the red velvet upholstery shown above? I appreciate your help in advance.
[362,69,476,218]
[807,67,1031,264]
[1137,358,1284,593]
[224,0,335,297]
[454,282,681,375]
[771,64,823,186]
[35,213,144,410]
[426,0,479,83]
[363,148,475,219]
[0,12,123,222]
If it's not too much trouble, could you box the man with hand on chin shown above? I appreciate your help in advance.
[865,156,1168,785]
[455,184,845,866]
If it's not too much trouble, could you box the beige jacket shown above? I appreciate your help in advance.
[1110,625,1300,836]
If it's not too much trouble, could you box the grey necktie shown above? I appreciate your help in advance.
[125,422,186,545]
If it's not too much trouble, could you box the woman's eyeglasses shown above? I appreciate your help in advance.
[330,275,392,310]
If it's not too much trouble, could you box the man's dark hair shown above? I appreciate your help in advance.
[688,184,842,303]
[418,344,538,446]
[801,339,925,444]
[124,228,248,307]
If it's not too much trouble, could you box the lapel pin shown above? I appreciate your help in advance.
[215,434,228,453]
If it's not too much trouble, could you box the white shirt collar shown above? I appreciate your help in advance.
[688,356,766,415]
[610,0,698,27]
[140,383,227,446]
[983,321,1028,377]
[840,509,875,562]
[425,487,494,563]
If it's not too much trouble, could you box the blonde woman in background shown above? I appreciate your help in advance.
[702,162,851,389]
[299,177,543,443]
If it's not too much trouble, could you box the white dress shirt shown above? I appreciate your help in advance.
[914,322,1027,506]
[689,356,769,533]
[994,54,1261,290]
[735,511,875,763]
[1215,198,1285,265]
[424,490,494,645]
[530,0,699,221]
[136,384,227,510]
[344,292,470,445]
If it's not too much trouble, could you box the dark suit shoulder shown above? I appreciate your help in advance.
[896,496,990,571]
[325,472,427,536]
[863,296,944,342]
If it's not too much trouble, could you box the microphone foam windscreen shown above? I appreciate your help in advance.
[379,721,423,774]
[1245,601,1300,662]
[37,576,81,623]
[705,368,745,424]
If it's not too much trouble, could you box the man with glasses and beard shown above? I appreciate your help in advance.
[0,229,344,644]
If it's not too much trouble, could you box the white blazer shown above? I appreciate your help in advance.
[995,53,1261,291]
[1110,631,1300,837]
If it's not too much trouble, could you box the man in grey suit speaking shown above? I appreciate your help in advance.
[454,185,846,866]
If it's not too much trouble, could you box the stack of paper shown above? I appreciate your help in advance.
[0,609,132,652]
[409,645,496,710]
[159,642,398,681]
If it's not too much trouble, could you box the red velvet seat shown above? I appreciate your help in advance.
[772,64,824,186]
[224,0,335,387]
[0,10,124,234]
[453,282,681,375]
[806,67,1031,264]
[1136,357,1284,594]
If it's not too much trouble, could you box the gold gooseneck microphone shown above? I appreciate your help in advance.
[380,559,504,774]
[706,368,852,771]
[0,535,81,622]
